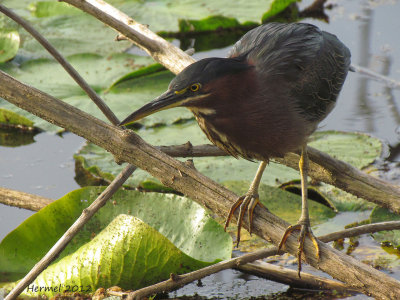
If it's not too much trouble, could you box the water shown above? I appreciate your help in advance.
[1,0,400,298]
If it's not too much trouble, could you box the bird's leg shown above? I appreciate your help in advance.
[278,144,320,277]
[224,161,267,247]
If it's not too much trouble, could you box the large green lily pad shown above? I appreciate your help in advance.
[4,215,211,297]
[0,187,231,283]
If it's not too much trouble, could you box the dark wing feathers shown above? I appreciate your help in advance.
[229,23,351,122]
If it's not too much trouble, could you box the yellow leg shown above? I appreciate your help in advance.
[278,144,320,277]
[224,161,267,247]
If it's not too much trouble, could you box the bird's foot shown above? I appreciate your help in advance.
[224,193,266,247]
[278,220,320,277]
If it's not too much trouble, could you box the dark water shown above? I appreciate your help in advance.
[1,0,400,298]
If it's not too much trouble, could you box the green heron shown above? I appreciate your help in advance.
[120,22,351,274]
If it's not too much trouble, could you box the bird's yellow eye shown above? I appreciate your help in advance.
[190,83,201,92]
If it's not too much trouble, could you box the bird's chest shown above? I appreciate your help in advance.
[191,110,254,159]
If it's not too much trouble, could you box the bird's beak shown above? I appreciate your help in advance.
[119,90,183,125]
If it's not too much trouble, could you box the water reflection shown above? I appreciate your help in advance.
[356,4,374,133]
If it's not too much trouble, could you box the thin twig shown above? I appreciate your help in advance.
[351,64,400,89]
[319,221,400,242]
[0,4,120,125]
[4,164,136,300]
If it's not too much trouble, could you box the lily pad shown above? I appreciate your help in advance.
[0,28,20,63]
[5,215,210,297]
[0,108,39,147]
[0,187,231,283]
[0,108,34,127]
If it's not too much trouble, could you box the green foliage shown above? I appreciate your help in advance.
[0,187,232,293]
[261,0,299,22]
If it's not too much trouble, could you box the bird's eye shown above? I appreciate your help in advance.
[190,83,201,92]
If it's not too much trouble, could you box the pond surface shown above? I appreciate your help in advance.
[1,0,400,299]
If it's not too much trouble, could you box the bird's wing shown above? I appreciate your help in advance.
[230,23,351,122]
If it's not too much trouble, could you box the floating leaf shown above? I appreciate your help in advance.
[261,0,299,22]
[9,215,210,297]
[0,28,20,63]
[0,187,231,283]
[2,0,297,59]
[0,109,39,147]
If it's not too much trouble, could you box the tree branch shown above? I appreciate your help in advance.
[0,187,52,211]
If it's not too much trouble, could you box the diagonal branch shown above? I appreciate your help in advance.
[1,70,400,299]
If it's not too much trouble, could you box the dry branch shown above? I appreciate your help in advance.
[0,187,52,211]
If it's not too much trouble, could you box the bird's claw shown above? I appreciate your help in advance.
[278,221,320,277]
[224,193,265,247]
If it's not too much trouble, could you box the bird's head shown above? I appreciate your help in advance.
[119,57,253,125]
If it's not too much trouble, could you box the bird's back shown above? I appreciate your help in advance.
[230,22,351,123]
